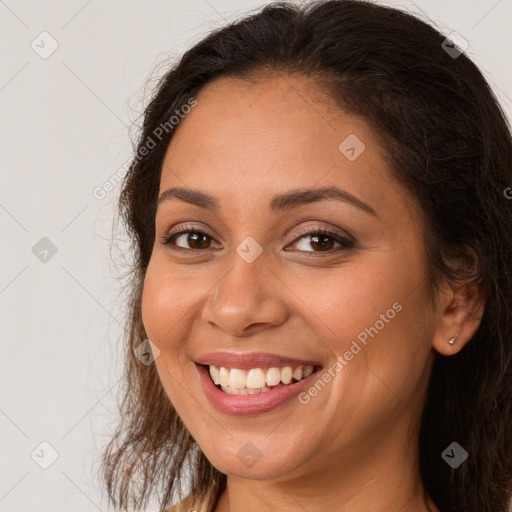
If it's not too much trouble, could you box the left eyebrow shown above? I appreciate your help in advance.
[269,186,378,218]
[157,185,378,218]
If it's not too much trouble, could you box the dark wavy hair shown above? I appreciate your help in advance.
[100,1,512,511]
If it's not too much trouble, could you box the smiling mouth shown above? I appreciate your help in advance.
[203,364,320,395]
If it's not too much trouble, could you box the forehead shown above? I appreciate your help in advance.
[158,74,410,221]
[164,74,367,167]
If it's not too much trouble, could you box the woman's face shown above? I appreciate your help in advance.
[142,75,441,482]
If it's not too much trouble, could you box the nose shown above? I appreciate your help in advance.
[201,252,289,338]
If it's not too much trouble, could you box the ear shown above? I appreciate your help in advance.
[432,276,486,356]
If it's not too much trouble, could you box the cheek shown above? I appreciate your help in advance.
[141,270,172,343]
[293,256,432,381]
[141,261,191,349]
[290,265,399,344]
[291,275,432,444]
[140,258,216,365]
[140,264,194,409]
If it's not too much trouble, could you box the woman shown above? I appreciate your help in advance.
[100,1,512,511]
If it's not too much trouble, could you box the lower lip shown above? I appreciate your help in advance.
[196,364,321,416]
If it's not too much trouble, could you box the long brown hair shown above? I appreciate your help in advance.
[100,1,512,511]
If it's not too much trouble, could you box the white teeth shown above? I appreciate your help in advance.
[221,385,241,395]
[221,385,271,395]
[246,368,266,389]
[228,368,247,389]
[219,366,230,387]
[266,367,281,386]
[208,364,316,392]
[210,365,220,385]
[280,366,293,384]
[303,366,313,378]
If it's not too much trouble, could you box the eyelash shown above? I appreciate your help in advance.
[159,224,355,254]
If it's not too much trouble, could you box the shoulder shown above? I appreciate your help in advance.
[161,495,209,512]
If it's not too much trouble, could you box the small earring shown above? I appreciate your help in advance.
[448,334,458,345]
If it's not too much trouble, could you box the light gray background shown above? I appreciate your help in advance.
[1,1,511,511]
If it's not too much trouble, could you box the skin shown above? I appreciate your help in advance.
[141,74,484,512]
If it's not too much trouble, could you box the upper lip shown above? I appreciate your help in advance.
[195,351,322,369]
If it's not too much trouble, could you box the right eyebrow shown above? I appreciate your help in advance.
[157,187,220,211]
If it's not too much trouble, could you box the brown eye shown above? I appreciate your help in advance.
[185,232,211,249]
[162,230,217,250]
[288,229,354,253]
[309,234,335,251]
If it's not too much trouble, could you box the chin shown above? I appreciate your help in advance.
[198,433,311,481]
